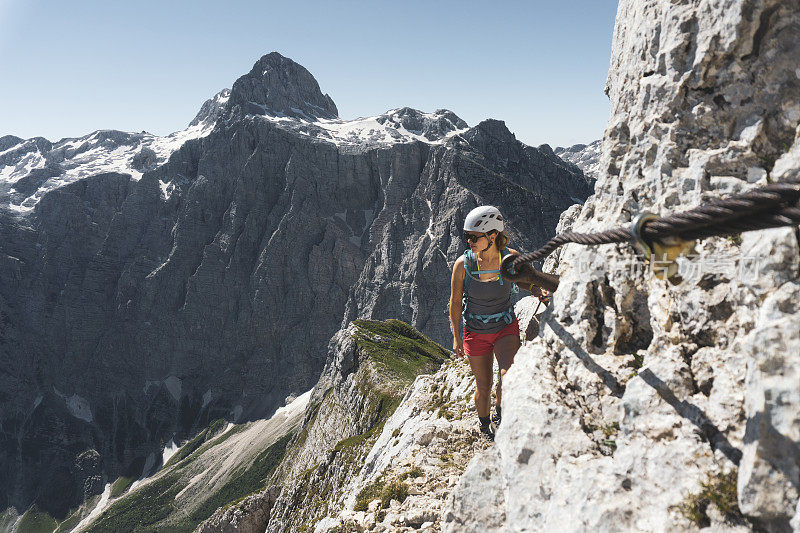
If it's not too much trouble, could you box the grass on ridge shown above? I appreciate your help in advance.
[351,319,448,385]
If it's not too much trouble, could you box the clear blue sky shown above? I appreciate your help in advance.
[0,1,618,148]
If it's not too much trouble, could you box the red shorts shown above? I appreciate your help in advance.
[462,319,520,357]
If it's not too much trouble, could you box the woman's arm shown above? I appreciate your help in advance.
[449,257,465,357]
[507,247,532,292]
[508,247,547,299]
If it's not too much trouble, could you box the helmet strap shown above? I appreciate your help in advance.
[480,233,494,253]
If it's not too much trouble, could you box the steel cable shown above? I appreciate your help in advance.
[509,181,800,273]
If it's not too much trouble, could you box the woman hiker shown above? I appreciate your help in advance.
[449,205,548,440]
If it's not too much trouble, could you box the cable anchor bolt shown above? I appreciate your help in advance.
[630,211,695,283]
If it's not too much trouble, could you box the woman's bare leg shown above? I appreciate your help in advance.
[493,333,521,409]
[467,354,493,418]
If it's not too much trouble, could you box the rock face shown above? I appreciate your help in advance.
[0,53,592,521]
[196,486,281,533]
[340,117,593,336]
[446,1,800,531]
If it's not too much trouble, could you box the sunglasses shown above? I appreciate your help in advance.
[463,232,485,243]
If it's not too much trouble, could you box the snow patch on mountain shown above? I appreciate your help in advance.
[163,375,182,401]
[0,122,214,214]
[0,104,463,216]
[251,107,469,147]
[162,438,180,466]
[52,386,94,423]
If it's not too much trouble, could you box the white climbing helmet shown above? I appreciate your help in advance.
[463,205,504,234]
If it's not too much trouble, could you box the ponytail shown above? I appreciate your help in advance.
[494,231,509,250]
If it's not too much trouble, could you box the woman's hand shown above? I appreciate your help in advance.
[453,336,465,358]
[531,286,550,303]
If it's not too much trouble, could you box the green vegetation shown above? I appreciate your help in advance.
[54,495,101,533]
[380,480,409,507]
[352,319,448,385]
[17,505,57,533]
[279,320,444,526]
[334,394,402,454]
[291,465,323,514]
[398,465,424,481]
[601,422,620,438]
[354,477,409,511]
[354,477,385,511]
[678,470,743,527]
[85,470,184,533]
[110,475,135,498]
[601,439,617,451]
[334,320,447,455]
[329,525,361,533]
[186,432,294,523]
[726,234,742,246]
[54,511,82,533]
[439,451,455,466]
[429,383,454,416]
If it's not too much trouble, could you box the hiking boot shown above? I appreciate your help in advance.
[478,416,495,441]
[491,406,501,427]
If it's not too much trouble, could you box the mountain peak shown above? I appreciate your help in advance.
[226,52,338,120]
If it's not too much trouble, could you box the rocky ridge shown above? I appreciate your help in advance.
[196,318,480,532]
[187,300,545,533]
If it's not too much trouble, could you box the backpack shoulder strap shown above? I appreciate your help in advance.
[462,250,471,318]
[465,249,476,267]
[498,247,511,285]
[463,249,473,291]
